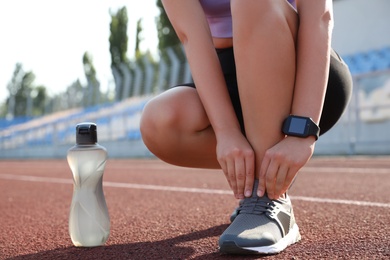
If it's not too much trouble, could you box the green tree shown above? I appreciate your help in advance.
[64,80,84,109]
[83,52,100,106]
[7,64,35,117]
[109,7,129,100]
[133,18,158,96]
[155,0,186,89]
[5,63,47,117]
[109,7,128,66]
[135,18,143,58]
[31,85,47,116]
[0,101,6,117]
[156,0,180,51]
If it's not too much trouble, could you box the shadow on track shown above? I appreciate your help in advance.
[6,224,259,260]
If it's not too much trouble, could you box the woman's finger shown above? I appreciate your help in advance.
[244,154,255,197]
[235,157,246,199]
[226,159,238,198]
[258,155,269,198]
[265,159,279,199]
[274,163,289,199]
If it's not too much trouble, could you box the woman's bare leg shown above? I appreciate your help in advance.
[140,87,220,168]
[231,0,299,179]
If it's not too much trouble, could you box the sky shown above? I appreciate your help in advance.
[0,0,160,103]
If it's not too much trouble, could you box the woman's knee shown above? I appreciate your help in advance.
[231,0,298,38]
[140,87,206,154]
[140,94,180,146]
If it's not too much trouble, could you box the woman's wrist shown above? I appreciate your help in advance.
[214,123,243,141]
[284,135,317,145]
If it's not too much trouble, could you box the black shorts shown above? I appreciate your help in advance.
[175,47,353,137]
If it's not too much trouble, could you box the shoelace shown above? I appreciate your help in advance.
[238,196,283,215]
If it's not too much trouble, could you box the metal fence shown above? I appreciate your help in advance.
[111,46,192,101]
[1,47,390,158]
[316,69,390,155]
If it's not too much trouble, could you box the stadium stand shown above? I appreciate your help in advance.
[0,117,32,130]
[0,96,149,151]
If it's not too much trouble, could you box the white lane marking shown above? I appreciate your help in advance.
[103,181,232,195]
[290,196,390,208]
[111,165,390,174]
[0,174,73,184]
[301,167,390,174]
[1,173,389,208]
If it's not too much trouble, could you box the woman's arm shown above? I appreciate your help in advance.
[162,0,241,136]
[162,0,255,199]
[292,0,334,123]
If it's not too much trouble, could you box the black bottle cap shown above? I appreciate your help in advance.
[76,122,98,144]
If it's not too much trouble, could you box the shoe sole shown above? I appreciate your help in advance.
[219,223,301,255]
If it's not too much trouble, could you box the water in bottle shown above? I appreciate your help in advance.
[67,122,110,247]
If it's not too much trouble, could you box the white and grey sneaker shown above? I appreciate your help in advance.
[219,181,301,255]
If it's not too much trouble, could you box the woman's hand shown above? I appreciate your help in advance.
[258,136,316,200]
[216,129,255,199]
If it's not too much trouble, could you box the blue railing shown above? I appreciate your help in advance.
[342,46,390,75]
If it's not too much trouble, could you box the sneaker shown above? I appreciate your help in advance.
[229,177,299,223]
[229,199,242,223]
[219,181,301,255]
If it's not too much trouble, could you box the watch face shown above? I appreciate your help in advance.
[289,117,307,134]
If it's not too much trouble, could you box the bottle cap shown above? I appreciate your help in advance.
[76,122,98,144]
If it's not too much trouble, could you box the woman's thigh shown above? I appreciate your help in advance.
[141,86,220,168]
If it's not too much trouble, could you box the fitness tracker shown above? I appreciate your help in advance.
[282,115,320,140]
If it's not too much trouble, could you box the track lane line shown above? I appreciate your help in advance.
[1,173,389,208]
[108,165,390,174]
[301,167,390,174]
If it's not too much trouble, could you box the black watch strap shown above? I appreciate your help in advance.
[282,115,320,140]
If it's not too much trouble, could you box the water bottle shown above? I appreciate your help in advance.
[67,122,110,247]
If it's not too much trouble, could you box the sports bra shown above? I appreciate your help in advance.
[199,0,296,38]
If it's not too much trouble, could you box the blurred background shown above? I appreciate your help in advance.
[0,0,389,159]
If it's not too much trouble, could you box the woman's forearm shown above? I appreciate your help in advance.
[162,0,242,136]
[185,42,242,135]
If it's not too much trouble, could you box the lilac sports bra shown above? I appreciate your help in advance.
[199,0,296,38]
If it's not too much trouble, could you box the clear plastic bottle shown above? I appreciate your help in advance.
[67,122,110,247]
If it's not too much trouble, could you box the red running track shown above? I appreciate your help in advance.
[0,157,389,259]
